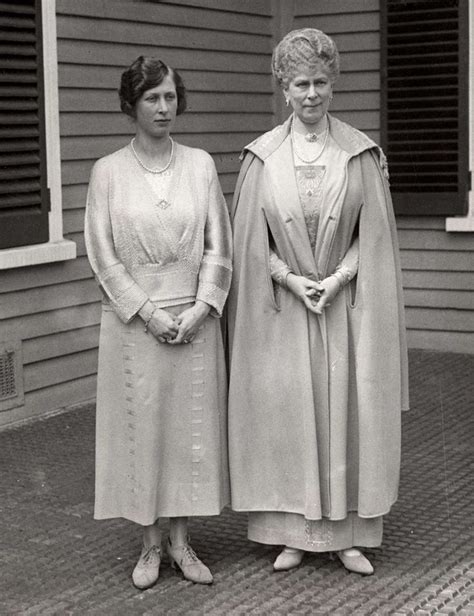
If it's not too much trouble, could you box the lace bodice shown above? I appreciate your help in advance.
[295,165,326,250]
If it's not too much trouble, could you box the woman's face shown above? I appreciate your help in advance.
[285,65,333,126]
[135,73,178,139]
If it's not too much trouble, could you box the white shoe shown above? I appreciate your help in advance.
[132,544,161,589]
[273,547,304,571]
[167,538,213,584]
[336,548,374,575]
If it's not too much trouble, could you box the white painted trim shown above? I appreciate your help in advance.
[43,0,64,242]
[446,0,474,232]
[0,0,77,269]
[0,240,76,270]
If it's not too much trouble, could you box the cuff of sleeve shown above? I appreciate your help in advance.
[272,265,292,288]
[109,286,149,323]
[334,264,354,286]
[196,281,228,318]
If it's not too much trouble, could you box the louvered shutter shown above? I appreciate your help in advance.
[381,0,469,215]
[0,0,49,249]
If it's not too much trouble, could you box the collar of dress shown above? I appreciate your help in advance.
[243,114,379,162]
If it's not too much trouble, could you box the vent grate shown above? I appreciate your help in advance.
[0,349,17,400]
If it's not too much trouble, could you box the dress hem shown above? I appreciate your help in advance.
[230,506,394,520]
[94,504,229,526]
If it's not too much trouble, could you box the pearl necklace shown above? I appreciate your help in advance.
[131,137,175,174]
[291,122,329,165]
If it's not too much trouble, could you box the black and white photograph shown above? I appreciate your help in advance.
[0,1,473,614]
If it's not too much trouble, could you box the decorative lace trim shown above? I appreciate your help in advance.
[304,518,333,547]
[378,148,390,181]
[334,263,353,286]
[295,165,326,250]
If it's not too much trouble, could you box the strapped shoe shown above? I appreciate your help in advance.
[132,544,161,589]
[167,538,213,584]
[273,547,305,571]
[336,548,374,575]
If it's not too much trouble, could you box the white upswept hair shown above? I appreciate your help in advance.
[272,28,340,88]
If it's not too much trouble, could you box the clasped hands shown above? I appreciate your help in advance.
[286,273,341,315]
[146,300,210,345]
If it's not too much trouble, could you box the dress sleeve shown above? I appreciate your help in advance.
[269,247,292,286]
[334,236,359,284]
[196,156,233,317]
[84,158,149,323]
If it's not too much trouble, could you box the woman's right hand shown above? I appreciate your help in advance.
[286,274,324,314]
[147,308,179,343]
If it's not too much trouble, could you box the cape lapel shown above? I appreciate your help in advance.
[264,136,317,276]
[312,149,350,278]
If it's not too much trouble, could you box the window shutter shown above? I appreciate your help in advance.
[0,0,49,249]
[381,0,469,216]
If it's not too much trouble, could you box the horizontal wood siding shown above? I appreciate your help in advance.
[293,0,380,142]
[399,217,474,353]
[0,0,273,428]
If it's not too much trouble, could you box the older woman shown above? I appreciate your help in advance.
[228,29,409,575]
[85,56,232,589]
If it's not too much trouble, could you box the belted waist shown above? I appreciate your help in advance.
[135,265,198,304]
[100,264,199,310]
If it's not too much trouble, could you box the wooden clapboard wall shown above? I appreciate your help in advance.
[293,0,474,354]
[0,0,472,429]
[0,0,274,428]
[292,0,381,141]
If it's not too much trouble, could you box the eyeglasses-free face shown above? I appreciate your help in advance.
[285,66,333,128]
[134,74,178,139]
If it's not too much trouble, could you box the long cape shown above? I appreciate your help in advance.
[227,115,409,520]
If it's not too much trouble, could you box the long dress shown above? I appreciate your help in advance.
[249,130,381,551]
[227,114,408,551]
[85,142,232,526]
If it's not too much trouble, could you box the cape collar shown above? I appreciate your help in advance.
[244,114,378,161]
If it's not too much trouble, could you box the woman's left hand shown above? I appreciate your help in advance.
[167,300,211,345]
[309,275,341,314]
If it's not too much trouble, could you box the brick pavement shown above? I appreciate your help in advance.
[0,349,473,615]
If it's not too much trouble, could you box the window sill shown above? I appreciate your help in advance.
[0,239,76,270]
[446,216,474,232]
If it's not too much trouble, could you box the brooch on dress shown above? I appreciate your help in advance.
[305,132,319,143]
[155,199,171,210]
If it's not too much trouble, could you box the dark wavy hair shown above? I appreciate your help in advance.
[118,56,187,118]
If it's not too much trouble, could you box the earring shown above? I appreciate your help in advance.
[285,98,289,107]
[330,94,334,101]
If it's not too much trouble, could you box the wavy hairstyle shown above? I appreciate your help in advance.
[272,28,340,88]
[118,56,187,117]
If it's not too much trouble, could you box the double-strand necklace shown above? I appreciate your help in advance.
[291,121,329,165]
[131,137,175,174]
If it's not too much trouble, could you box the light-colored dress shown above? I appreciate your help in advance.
[228,115,408,553]
[248,131,382,552]
[85,142,232,526]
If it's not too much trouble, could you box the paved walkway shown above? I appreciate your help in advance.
[1,350,473,615]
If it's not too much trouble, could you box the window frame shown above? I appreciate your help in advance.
[446,0,474,231]
[0,0,76,269]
